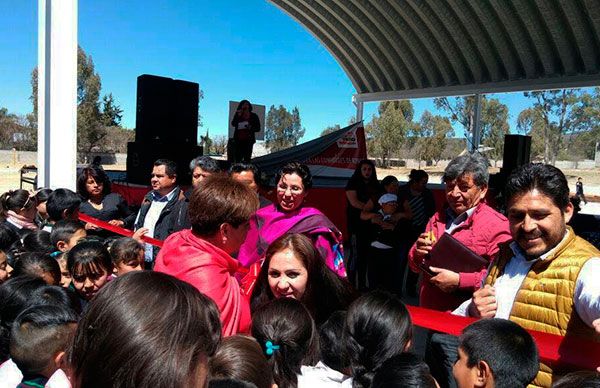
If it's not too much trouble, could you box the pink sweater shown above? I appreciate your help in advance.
[408,203,511,311]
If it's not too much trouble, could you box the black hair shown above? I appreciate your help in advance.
[372,353,437,388]
[237,99,253,112]
[459,318,539,388]
[209,379,258,388]
[50,219,85,248]
[154,158,178,177]
[275,162,313,190]
[190,155,222,173]
[0,224,20,251]
[46,189,81,222]
[10,304,78,377]
[552,371,600,388]
[70,271,222,387]
[349,160,378,186]
[344,291,413,388]
[381,175,399,188]
[0,276,47,362]
[209,335,273,388]
[251,298,319,388]
[505,163,570,211]
[31,285,82,315]
[0,189,35,218]
[319,310,348,372]
[12,252,61,285]
[22,230,54,254]
[67,240,112,278]
[443,153,489,187]
[229,163,262,186]
[77,164,112,199]
[409,169,429,183]
[109,237,144,265]
[34,188,53,204]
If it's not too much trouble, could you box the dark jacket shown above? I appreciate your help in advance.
[134,187,186,262]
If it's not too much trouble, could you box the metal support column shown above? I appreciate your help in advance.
[471,94,482,153]
[353,95,364,123]
[38,0,78,189]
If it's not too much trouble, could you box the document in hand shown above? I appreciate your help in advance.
[426,232,488,273]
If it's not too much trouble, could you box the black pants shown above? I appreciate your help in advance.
[234,140,254,162]
[368,245,399,292]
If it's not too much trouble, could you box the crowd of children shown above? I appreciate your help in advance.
[0,163,599,387]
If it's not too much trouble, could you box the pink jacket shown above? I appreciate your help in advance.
[154,230,251,336]
[408,202,511,311]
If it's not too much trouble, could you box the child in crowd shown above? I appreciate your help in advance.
[453,318,539,388]
[372,353,438,388]
[298,310,352,387]
[10,304,78,387]
[11,253,61,286]
[109,237,144,276]
[50,220,87,253]
[251,298,319,388]
[22,230,54,254]
[50,220,87,287]
[44,189,81,231]
[34,188,53,229]
[0,249,11,284]
[66,241,113,303]
[69,271,221,387]
[209,335,273,388]
[344,291,413,388]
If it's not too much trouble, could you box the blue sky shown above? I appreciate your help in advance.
[0,0,565,142]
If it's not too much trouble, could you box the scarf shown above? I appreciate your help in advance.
[7,210,38,230]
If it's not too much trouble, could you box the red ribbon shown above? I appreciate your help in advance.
[406,305,600,371]
[78,213,163,248]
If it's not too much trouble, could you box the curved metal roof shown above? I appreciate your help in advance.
[269,0,600,102]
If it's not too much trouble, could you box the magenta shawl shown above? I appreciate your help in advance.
[237,204,346,277]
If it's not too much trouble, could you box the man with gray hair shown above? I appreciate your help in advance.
[408,153,511,388]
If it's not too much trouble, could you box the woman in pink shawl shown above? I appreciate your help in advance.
[237,162,346,277]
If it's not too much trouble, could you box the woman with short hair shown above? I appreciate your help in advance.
[154,175,259,336]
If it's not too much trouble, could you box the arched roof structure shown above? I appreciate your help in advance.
[269,0,600,102]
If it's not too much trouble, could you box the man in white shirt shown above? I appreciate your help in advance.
[133,159,185,268]
[455,163,600,388]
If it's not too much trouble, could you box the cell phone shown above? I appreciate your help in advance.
[417,259,436,277]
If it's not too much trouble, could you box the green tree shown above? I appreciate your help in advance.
[265,105,305,152]
[516,107,546,161]
[414,111,453,167]
[480,98,510,165]
[434,96,478,138]
[520,90,582,165]
[321,124,341,136]
[100,93,123,127]
[366,100,413,167]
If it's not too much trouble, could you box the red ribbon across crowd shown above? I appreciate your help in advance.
[79,213,600,371]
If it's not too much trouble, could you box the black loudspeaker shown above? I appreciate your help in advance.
[126,142,202,186]
[135,75,199,144]
[501,134,531,176]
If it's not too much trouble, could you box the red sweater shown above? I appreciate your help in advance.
[154,229,251,336]
[408,203,511,312]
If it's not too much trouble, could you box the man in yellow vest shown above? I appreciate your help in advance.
[455,163,600,388]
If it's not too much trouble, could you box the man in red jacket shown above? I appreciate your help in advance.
[154,175,259,336]
[408,153,511,388]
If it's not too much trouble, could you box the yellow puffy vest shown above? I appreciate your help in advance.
[485,228,600,388]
